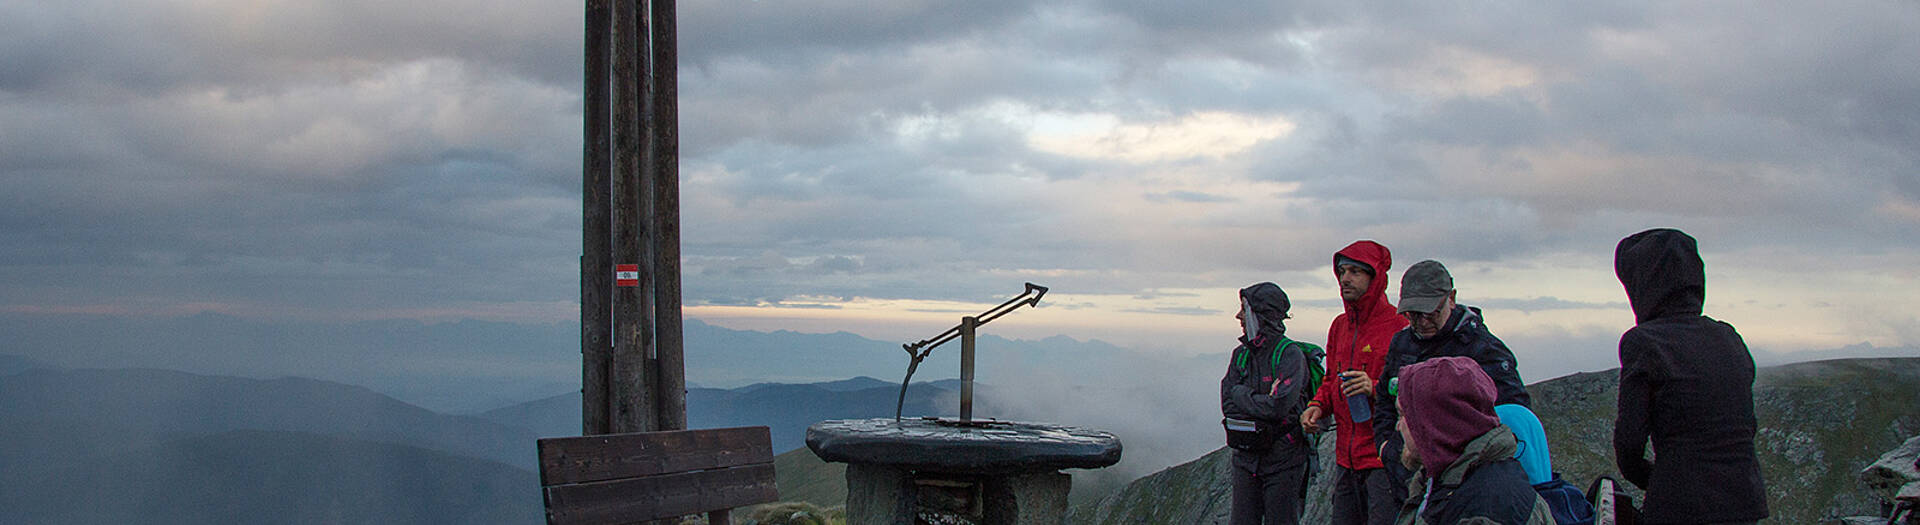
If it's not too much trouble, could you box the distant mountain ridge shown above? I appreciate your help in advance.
[0,366,557,524]
[737,375,896,393]
[5,311,1914,415]
[0,361,979,524]
[0,353,55,375]
[477,377,965,452]
[0,367,537,471]
[0,430,541,524]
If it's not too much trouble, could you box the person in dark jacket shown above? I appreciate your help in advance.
[1222,282,1317,525]
[1612,228,1768,524]
[1391,356,1554,525]
[1299,241,1409,525]
[1374,260,1531,489]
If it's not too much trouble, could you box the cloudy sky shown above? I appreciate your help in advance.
[4,0,1918,387]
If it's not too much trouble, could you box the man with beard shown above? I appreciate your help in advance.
[1373,260,1531,492]
[1300,241,1409,525]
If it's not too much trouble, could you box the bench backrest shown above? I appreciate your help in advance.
[537,426,777,525]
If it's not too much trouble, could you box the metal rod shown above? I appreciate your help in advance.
[960,316,976,422]
[893,283,1048,421]
[893,356,921,421]
[901,283,1048,355]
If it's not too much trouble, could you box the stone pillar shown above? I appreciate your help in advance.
[983,471,1071,525]
[809,418,1121,525]
[846,463,914,525]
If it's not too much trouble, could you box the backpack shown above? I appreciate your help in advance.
[1232,337,1325,399]
[1534,474,1595,525]
[1296,340,1326,401]
[1586,476,1639,525]
[1225,338,1325,452]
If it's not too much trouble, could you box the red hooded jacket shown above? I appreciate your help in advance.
[1313,240,1409,470]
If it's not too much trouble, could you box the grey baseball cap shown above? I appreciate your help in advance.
[1397,260,1454,314]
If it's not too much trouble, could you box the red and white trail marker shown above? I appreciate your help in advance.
[615,264,640,287]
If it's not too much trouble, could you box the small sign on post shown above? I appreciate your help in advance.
[615,264,640,287]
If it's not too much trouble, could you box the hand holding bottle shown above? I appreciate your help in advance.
[1340,370,1373,422]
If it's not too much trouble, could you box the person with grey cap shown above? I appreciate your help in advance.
[1371,260,1532,489]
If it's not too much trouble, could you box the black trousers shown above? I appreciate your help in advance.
[1329,466,1400,525]
[1229,458,1308,525]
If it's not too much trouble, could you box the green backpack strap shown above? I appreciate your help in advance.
[1275,338,1326,397]
[1241,337,1327,392]
[1271,337,1326,448]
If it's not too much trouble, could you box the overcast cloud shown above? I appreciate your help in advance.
[4,1,1919,383]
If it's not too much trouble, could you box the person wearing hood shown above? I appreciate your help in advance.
[1299,241,1410,525]
[1221,282,1319,525]
[1374,260,1532,491]
[1391,357,1555,525]
[1612,228,1768,524]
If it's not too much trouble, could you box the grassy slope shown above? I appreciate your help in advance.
[1538,358,1920,524]
[776,446,849,509]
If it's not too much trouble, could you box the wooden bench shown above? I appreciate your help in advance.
[538,426,777,525]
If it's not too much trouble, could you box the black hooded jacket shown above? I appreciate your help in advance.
[1374,304,1531,484]
[1221,282,1313,470]
[1612,228,1768,523]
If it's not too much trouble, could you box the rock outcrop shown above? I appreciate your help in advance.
[1853,435,1920,523]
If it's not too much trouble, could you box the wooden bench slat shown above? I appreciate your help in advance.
[537,426,773,485]
[543,462,777,525]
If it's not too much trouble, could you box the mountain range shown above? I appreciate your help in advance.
[5,348,1916,523]
[0,359,963,524]
[0,429,541,524]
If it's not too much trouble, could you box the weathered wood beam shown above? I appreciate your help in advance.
[611,0,655,434]
[647,0,686,433]
[536,426,773,485]
[581,0,613,437]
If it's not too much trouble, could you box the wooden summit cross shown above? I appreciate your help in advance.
[542,0,776,523]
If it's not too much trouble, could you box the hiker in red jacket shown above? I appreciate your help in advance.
[1300,240,1410,525]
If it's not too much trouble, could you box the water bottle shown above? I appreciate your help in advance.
[1345,371,1373,423]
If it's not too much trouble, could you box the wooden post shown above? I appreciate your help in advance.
[581,0,613,437]
[611,0,655,434]
[647,0,686,432]
[960,316,977,422]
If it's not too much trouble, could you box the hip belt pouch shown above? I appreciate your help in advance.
[1223,417,1273,452]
